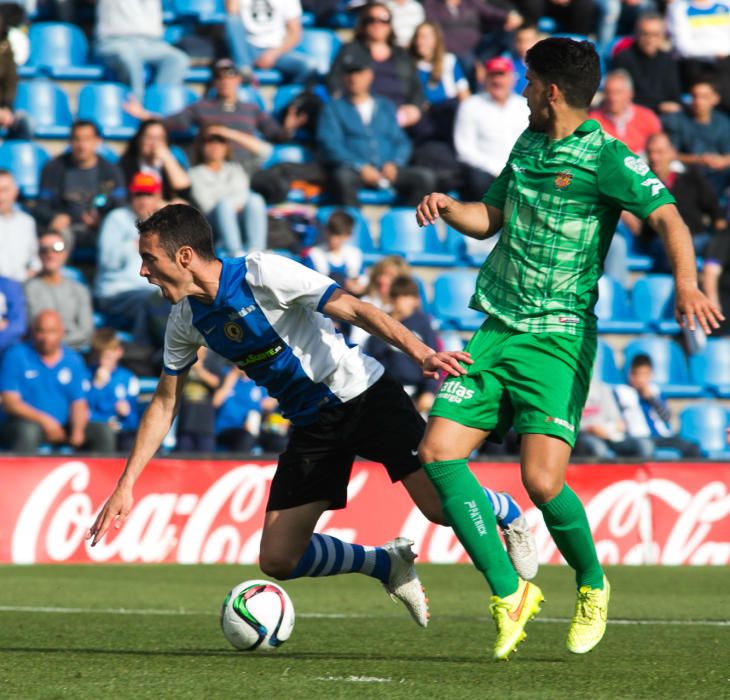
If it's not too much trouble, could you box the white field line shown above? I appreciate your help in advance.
[0,605,727,626]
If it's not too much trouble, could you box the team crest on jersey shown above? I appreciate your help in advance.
[554,171,573,189]
[224,321,244,342]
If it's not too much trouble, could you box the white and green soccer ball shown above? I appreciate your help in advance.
[220,580,295,651]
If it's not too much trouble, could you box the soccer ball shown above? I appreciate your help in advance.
[220,580,295,651]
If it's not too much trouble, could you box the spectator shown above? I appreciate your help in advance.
[86,328,140,452]
[611,12,683,115]
[213,367,269,453]
[349,254,411,346]
[512,0,595,39]
[0,169,39,282]
[0,274,26,356]
[662,79,730,198]
[129,287,171,376]
[509,23,542,95]
[317,52,437,206]
[365,274,440,415]
[175,346,223,453]
[94,172,163,330]
[387,0,425,47]
[126,58,304,178]
[0,2,31,140]
[0,309,114,452]
[224,0,319,84]
[24,230,94,351]
[189,125,268,258]
[423,0,522,83]
[306,210,366,295]
[635,132,727,263]
[594,0,657,54]
[573,374,645,459]
[329,3,424,128]
[453,56,529,201]
[588,69,662,156]
[701,234,730,336]
[614,353,702,458]
[94,0,190,101]
[667,0,730,111]
[35,120,127,250]
[118,119,192,202]
[258,400,291,454]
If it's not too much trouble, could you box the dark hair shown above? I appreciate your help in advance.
[71,120,101,138]
[326,210,355,237]
[630,353,653,371]
[690,76,720,94]
[193,124,231,165]
[137,203,216,262]
[525,38,601,109]
[0,168,13,178]
[91,327,122,358]
[121,119,169,168]
[354,2,395,46]
[390,274,420,299]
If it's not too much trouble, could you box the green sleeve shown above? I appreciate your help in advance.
[481,161,512,210]
[596,140,676,219]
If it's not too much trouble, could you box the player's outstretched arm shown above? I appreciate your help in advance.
[647,203,725,334]
[322,289,472,380]
[86,369,188,546]
[415,192,503,240]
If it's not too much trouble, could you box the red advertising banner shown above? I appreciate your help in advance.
[1,457,728,565]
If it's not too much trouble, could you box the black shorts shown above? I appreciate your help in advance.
[266,372,425,511]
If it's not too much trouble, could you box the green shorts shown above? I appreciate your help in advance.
[430,317,597,447]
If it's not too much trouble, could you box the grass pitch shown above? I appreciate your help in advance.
[0,564,727,699]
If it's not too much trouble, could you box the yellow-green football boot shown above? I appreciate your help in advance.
[567,576,610,654]
[489,578,544,660]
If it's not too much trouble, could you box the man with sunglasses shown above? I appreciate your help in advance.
[24,230,94,351]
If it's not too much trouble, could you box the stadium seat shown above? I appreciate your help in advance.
[14,80,73,138]
[172,0,225,23]
[595,275,646,333]
[379,209,459,266]
[262,144,314,168]
[298,28,342,76]
[679,403,730,459]
[26,22,104,80]
[623,336,704,398]
[357,188,396,205]
[77,83,140,139]
[443,225,468,263]
[143,84,198,117]
[632,274,681,334]
[316,206,379,265]
[595,339,622,384]
[237,85,267,112]
[431,271,484,330]
[253,69,284,86]
[689,338,730,398]
[0,140,50,198]
[61,266,86,284]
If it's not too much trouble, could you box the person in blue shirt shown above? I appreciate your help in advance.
[87,328,141,453]
[0,275,27,356]
[0,310,115,452]
[316,52,437,206]
[213,366,269,452]
[88,204,538,629]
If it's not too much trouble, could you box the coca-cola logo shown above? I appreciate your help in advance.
[7,461,730,565]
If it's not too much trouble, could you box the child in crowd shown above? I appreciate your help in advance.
[87,328,140,452]
[213,367,267,453]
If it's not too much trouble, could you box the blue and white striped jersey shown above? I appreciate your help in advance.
[163,252,384,425]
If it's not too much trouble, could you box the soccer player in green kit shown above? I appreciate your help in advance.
[416,37,724,661]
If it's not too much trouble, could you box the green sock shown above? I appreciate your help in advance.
[423,459,519,598]
[537,484,604,590]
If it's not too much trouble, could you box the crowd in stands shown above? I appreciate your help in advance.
[0,0,729,458]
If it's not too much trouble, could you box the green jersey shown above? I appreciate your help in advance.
[476,119,676,335]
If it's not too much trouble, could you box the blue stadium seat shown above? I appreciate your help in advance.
[254,69,284,86]
[263,144,314,168]
[689,338,730,398]
[14,81,73,138]
[431,271,484,330]
[595,339,622,384]
[26,23,104,80]
[614,222,653,272]
[679,403,730,459]
[172,0,225,23]
[632,274,681,334]
[77,83,140,139]
[595,275,646,333]
[61,266,86,284]
[237,85,267,112]
[623,336,704,398]
[443,225,468,263]
[298,28,342,76]
[316,206,379,265]
[379,209,459,266]
[0,140,50,198]
[143,84,198,117]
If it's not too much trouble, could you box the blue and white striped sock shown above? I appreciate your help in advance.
[285,533,392,584]
[483,488,521,528]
